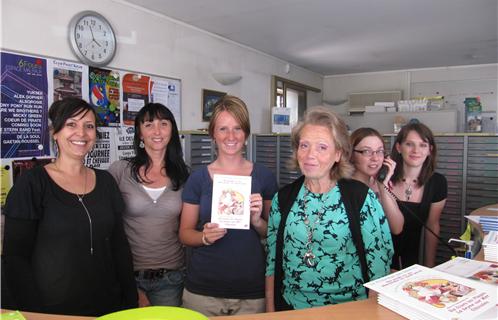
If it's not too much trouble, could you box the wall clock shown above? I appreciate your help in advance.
[68,11,116,67]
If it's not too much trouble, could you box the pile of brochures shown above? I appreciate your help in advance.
[483,231,498,262]
[365,263,497,320]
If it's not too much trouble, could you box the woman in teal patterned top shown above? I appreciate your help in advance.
[265,107,394,311]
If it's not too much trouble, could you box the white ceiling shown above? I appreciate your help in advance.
[125,0,497,75]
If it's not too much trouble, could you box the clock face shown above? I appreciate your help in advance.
[69,11,116,66]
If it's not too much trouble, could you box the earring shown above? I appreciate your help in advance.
[139,140,145,148]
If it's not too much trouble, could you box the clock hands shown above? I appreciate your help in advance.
[88,25,102,47]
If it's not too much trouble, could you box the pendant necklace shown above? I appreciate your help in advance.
[55,163,94,255]
[302,182,333,267]
[402,178,417,201]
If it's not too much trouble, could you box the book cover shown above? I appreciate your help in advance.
[211,174,252,229]
[435,257,498,285]
[365,264,497,320]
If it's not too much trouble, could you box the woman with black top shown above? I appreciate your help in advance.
[389,122,447,269]
[2,98,137,316]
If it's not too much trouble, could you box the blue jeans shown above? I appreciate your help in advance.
[135,269,185,306]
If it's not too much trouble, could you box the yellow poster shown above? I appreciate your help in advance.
[1,162,12,208]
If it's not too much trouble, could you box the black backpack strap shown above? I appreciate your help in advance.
[338,179,371,288]
[274,176,305,311]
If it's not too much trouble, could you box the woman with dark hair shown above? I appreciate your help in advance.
[389,122,447,269]
[2,97,137,316]
[109,103,189,307]
[350,127,404,234]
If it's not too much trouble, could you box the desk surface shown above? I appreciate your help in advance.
[2,298,404,320]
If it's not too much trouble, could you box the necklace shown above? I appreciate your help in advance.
[302,182,334,267]
[402,178,417,201]
[54,162,94,255]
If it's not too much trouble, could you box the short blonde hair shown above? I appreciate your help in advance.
[208,95,250,140]
[290,106,354,180]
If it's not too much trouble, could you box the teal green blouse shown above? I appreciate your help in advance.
[266,184,393,309]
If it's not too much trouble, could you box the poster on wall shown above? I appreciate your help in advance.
[116,126,136,160]
[85,127,116,169]
[0,162,13,208]
[0,52,50,158]
[122,73,150,126]
[89,67,120,127]
[150,77,181,127]
[47,59,88,107]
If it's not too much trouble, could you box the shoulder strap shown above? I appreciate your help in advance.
[274,176,304,311]
[338,179,371,287]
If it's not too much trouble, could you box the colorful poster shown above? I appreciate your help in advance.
[0,162,13,208]
[89,67,120,126]
[150,77,181,127]
[47,59,88,106]
[0,52,49,158]
[122,73,149,126]
[85,127,116,169]
[116,126,135,160]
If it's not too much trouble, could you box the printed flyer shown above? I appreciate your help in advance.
[211,174,252,229]
[0,162,12,208]
[122,73,149,126]
[89,67,120,126]
[47,58,88,106]
[116,126,136,160]
[149,77,181,128]
[85,127,116,169]
[0,52,49,158]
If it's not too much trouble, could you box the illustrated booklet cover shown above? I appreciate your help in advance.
[435,257,498,285]
[364,264,497,320]
[211,174,251,229]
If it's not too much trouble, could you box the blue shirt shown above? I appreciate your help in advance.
[182,163,278,298]
[266,184,394,309]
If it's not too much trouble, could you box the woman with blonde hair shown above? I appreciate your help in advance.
[179,95,278,316]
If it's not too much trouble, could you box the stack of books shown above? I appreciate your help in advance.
[364,264,497,320]
[483,231,498,262]
[480,216,498,232]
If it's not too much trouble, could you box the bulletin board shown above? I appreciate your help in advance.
[411,79,497,132]
[0,50,181,206]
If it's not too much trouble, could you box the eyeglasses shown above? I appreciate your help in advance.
[353,149,387,157]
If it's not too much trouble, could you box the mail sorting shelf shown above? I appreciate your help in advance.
[434,136,465,264]
[465,136,498,214]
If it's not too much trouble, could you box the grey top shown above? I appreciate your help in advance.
[108,160,184,271]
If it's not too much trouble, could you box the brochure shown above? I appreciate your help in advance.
[211,174,251,229]
[434,257,498,285]
[364,264,497,320]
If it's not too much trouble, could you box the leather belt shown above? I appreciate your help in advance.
[134,268,171,280]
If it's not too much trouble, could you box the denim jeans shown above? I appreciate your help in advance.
[135,269,185,306]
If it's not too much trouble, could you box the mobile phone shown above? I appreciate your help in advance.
[376,165,389,183]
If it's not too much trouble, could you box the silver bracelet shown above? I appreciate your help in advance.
[201,233,212,246]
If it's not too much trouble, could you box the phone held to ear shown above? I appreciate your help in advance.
[376,165,389,183]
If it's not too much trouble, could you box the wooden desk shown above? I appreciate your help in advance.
[469,203,498,261]
[210,298,403,320]
[2,298,404,320]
